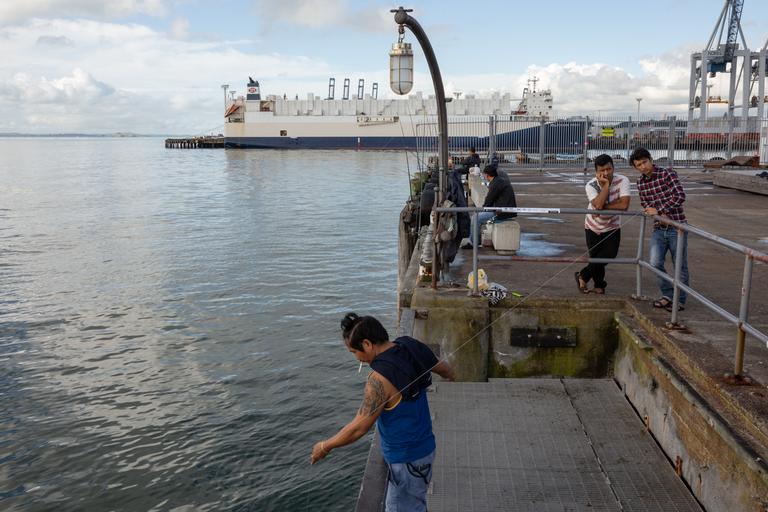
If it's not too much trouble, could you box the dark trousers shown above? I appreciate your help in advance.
[579,228,621,289]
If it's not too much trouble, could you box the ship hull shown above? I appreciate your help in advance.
[224,121,585,152]
[224,136,421,150]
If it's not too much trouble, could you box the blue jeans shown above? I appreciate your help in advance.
[470,212,495,246]
[649,228,689,304]
[385,451,435,512]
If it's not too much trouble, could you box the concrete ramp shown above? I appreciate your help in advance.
[428,379,702,511]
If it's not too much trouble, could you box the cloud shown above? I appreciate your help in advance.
[252,0,393,32]
[36,34,74,46]
[0,0,169,25]
[1,68,114,104]
[0,18,334,133]
[435,49,697,116]
[169,17,189,39]
[0,69,213,134]
[253,0,344,29]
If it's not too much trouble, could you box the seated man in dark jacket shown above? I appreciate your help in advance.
[465,147,481,169]
[464,165,517,249]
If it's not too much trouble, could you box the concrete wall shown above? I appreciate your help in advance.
[409,289,489,382]
[614,313,768,512]
[488,299,622,379]
[713,170,768,196]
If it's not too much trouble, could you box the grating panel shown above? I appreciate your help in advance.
[426,379,702,512]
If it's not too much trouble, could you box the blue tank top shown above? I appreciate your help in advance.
[377,392,435,463]
[372,337,437,463]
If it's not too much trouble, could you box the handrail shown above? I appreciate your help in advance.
[433,205,768,378]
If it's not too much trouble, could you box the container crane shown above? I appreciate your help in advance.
[749,37,767,121]
[687,0,764,123]
[707,0,744,74]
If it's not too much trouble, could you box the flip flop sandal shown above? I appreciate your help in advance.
[653,298,672,308]
[574,272,589,294]
[665,303,685,312]
[591,288,605,295]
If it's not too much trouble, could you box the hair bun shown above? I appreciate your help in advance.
[340,312,359,332]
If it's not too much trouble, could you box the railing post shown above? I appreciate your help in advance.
[626,115,632,165]
[582,117,589,172]
[734,255,754,377]
[726,115,734,160]
[635,215,646,298]
[667,115,675,167]
[538,117,546,172]
[488,115,496,160]
[472,212,479,295]
[432,234,440,290]
[670,227,685,325]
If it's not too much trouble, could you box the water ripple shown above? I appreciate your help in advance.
[0,140,405,511]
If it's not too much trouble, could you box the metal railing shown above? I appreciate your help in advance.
[416,114,768,170]
[432,205,768,378]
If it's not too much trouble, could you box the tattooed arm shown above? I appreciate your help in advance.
[311,372,396,464]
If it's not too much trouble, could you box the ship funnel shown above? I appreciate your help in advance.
[247,78,261,100]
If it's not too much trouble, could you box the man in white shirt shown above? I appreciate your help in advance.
[575,154,631,294]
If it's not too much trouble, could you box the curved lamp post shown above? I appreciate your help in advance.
[390,7,449,204]
[390,6,449,287]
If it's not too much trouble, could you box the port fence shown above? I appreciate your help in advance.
[416,115,768,170]
[431,204,768,379]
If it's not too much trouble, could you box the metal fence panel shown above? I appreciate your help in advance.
[416,115,768,170]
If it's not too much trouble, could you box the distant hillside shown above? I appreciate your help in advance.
[0,133,168,138]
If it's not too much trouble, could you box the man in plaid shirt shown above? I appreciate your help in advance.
[630,147,689,312]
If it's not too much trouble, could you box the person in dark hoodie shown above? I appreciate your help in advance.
[311,313,454,512]
[465,146,481,169]
[463,165,517,249]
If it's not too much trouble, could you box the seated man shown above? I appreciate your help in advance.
[464,147,481,169]
[463,165,517,249]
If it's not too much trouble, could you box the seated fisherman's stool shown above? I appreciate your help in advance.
[490,218,521,254]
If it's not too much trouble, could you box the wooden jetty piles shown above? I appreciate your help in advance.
[165,136,224,149]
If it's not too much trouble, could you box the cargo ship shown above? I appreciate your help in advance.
[223,77,554,150]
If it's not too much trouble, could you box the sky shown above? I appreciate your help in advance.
[0,0,766,134]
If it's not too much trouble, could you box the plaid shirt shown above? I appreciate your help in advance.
[637,166,686,228]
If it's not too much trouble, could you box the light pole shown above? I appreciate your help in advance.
[635,97,642,141]
[390,6,449,288]
[390,6,448,205]
[221,84,229,111]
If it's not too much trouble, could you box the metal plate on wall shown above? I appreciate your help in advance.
[510,326,577,347]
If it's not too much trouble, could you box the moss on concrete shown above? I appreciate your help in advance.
[488,302,620,379]
[410,288,489,382]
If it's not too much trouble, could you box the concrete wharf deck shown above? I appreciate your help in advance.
[358,166,768,511]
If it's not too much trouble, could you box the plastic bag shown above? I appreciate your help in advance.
[467,269,489,291]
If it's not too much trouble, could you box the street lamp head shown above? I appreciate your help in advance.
[389,40,413,95]
[391,6,412,25]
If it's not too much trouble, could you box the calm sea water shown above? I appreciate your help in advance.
[0,138,410,511]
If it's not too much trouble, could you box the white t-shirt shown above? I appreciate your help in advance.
[584,173,630,233]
